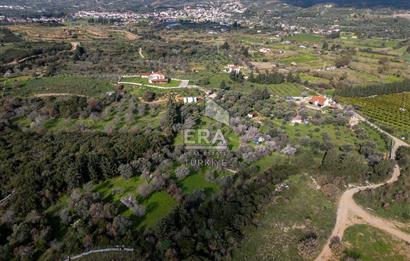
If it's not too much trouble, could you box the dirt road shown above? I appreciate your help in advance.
[0,190,15,207]
[315,113,410,261]
[34,93,87,98]
[139,47,145,59]
[64,247,134,261]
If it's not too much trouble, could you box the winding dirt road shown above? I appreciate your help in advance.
[63,247,134,261]
[33,93,87,98]
[315,113,410,261]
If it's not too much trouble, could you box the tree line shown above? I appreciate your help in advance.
[335,79,410,97]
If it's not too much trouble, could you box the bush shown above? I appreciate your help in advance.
[175,165,190,180]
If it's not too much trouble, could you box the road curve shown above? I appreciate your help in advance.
[315,113,410,261]
[33,93,87,98]
[63,247,134,261]
[0,191,15,207]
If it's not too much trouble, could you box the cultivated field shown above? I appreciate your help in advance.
[341,93,410,140]
[5,25,139,42]
[3,75,114,97]
[343,225,410,260]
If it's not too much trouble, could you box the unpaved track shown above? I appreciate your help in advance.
[0,190,15,207]
[315,113,410,261]
[63,247,134,261]
[33,93,87,98]
[139,47,145,59]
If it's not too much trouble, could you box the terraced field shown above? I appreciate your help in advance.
[267,83,306,96]
[120,76,181,88]
[341,93,410,140]
[3,75,114,96]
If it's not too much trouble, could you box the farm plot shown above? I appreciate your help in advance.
[266,83,306,96]
[277,53,319,65]
[120,76,182,88]
[284,33,323,43]
[341,93,410,140]
[4,75,114,97]
[343,225,410,261]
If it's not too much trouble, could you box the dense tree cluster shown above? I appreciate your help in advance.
[247,71,301,85]
[1,41,71,66]
[155,163,296,260]
[335,79,410,97]
[356,146,410,222]
[0,28,23,43]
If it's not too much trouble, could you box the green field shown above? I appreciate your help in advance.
[120,76,181,88]
[300,73,330,85]
[356,192,410,223]
[267,83,306,96]
[250,152,288,173]
[285,33,323,43]
[3,75,114,96]
[94,177,177,229]
[94,176,143,204]
[343,225,410,261]
[138,191,177,228]
[179,169,220,195]
[126,84,201,98]
[175,72,307,97]
[280,121,359,147]
[341,93,410,140]
[233,175,335,260]
[277,54,319,65]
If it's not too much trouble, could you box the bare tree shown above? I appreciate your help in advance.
[175,165,190,180]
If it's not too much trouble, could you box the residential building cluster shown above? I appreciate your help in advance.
[72,0,246,25]
[0,16,65,23]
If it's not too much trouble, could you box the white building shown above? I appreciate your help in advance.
[291,115,303,125]
[183,97,198,104]
[259,48,271,54]
[225,64,241,74]
[148,72,167,84]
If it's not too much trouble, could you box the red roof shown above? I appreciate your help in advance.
[309,96,326,105]
[151,79,168,84]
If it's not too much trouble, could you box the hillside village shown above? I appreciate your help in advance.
[1,1,410,261]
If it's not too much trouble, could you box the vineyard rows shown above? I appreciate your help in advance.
[341,93,410,135]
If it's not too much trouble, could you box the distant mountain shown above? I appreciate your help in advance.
[280,0,410,9]
[2,0,410,17]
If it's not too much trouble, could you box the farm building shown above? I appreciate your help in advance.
[291,115,303,125]
[148,73,168,84]
[259,48,272,54]
[183,97,198,104]
[141,72,169,84]
[308,96,332,107]
[247,112,258,119]
[225,64,241,74]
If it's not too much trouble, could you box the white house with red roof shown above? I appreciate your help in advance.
[308,96,332,107]
[140,72,169,84]
[148,72,168,84]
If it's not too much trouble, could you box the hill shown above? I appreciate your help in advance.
[280,0,410,9]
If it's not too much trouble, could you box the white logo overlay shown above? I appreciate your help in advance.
[184,98,230,151]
